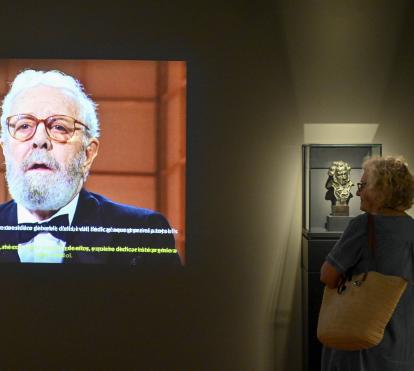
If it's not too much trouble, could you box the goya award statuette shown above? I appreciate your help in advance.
[325,160,354,230]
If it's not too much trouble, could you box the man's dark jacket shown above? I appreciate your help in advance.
[0,189,180,265]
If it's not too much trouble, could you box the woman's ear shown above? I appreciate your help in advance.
[372,189,386,211]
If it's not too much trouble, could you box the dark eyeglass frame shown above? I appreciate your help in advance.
[357,182,367,191]
[6,114,89,143]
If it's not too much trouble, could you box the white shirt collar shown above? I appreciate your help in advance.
[17,193,80,225]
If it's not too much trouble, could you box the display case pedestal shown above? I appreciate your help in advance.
[302,231,340,371]
[326,215,353,232]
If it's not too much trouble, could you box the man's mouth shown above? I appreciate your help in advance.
[27,163,53,172]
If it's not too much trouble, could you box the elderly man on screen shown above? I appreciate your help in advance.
[0,69,178,264]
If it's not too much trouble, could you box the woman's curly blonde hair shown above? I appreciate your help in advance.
[363,156,414,211]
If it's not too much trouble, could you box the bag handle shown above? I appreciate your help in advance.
[367,213,378,271]
[337,214,376,294]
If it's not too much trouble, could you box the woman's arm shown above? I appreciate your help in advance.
[320,261,343,289]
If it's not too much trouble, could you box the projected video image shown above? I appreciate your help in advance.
[0,59,186,265]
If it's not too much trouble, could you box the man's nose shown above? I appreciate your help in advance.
[31,122,52,150]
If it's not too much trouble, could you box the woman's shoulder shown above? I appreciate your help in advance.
[347,213,369,229]
[352,212,414,225]
[374,213,414,224]
[375,213,414,238]
[352,213,368,222]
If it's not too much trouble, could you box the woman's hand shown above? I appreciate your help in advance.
[320,261,343,289]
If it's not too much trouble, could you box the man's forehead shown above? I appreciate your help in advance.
[10,85,79,116]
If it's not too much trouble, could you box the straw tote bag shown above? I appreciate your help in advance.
[317,214,408,350]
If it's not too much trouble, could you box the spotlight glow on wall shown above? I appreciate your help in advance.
[304,123,379,144]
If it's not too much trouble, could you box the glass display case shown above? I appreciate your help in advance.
[302,144,382,237]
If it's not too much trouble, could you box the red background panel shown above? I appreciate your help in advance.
[166,167,182,231]
[0,60,7,95]
[159,61,186,261]
[6,59,83,84]
[167,61,186,93]
[86,174,156,210]
[83,60,157,99]
[0,173,7,202]
[92,100,156,173]
[166,93,184,168]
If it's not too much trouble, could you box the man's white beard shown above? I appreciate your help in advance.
[5,149,86,212]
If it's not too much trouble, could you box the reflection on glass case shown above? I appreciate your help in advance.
[302,144,382,236]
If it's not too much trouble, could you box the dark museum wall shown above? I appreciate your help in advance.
[1,1,414,371]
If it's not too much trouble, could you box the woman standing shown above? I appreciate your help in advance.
[320,156,414,371]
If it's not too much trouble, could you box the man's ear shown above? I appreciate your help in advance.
[83,138,99,175]
[0,138,8,157]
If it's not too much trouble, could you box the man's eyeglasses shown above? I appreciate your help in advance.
[357,182,367,191]
[6,114,89,143]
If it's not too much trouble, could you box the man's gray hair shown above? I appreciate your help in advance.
[0,69,99,141]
